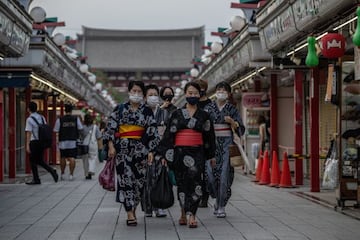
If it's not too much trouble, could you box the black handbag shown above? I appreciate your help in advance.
[150,165,174,209]
[77,143,89,156]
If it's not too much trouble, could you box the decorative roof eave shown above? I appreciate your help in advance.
[0,0,33,32]
[77,25,205,39]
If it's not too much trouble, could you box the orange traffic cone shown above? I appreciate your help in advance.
[269,151,280,187]
[252,150,263,182]
[259,150,270,185]
[279,152,293,188]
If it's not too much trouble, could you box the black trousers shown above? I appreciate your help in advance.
[29,140,54,182]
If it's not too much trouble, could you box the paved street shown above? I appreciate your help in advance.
[0,160,360,240]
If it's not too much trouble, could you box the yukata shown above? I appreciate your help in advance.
[204,101,245,209]
[157,107,216,215]
[103,102,160,212]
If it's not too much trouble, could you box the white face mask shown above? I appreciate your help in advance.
[147,96,159,107]
[129,93,143,103]
[216,92,228,101]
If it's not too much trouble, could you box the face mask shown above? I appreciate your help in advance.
[186,96,200,105]
[129,93,143,103]
[216,92,228,101]
[200,90,206,97]
[162,94,174,102]
[147,96,159,107]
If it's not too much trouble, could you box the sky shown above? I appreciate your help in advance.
[30,0,244,43]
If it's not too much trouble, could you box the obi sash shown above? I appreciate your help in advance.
[214,123,232,137]
[115,124,145,139]
[175,129,203,146]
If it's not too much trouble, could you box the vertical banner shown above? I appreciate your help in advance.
[325,64,334,102]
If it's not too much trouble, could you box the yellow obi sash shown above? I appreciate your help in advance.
[115,125,145,139]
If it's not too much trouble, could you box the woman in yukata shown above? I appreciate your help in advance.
[103,80,160,227]
[204,81,245,218]
[155,81,216,228]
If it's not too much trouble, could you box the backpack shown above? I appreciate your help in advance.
[31,116,53,148]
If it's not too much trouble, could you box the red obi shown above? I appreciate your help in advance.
[114,125,145,139]
[175,129,203,146]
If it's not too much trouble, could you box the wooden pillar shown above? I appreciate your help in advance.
[294,70,304,185]
[51,95,57,165]
[25,87,32,174]
[8,88,16,178]
[270,74,278,154]
[0,89,3,182]
[310,68,320,192]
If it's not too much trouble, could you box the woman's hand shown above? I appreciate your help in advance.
[224,116,239,130]
[210,158,216,168]
[108,141,116,159]
[161,158,167,166]
[147,152,154,164]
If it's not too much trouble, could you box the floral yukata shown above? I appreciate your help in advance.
[204,102,245,209]
[157,107,216,215]
[103,102,160,211]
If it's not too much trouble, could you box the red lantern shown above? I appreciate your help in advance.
[76,100,87,108]
[320,32,346,58]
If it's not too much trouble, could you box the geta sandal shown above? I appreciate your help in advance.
[126,219,137,226]
[178,217,187,226]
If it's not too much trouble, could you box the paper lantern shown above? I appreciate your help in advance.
[88,74,96,83]
[230,16,246,31]
[52,33,66,46]
[30,7,46,23]
[190,68,199,78]
[320,33,346,58]
[211,42,223,54]
[94,82,102,91]
[79,64,89,73]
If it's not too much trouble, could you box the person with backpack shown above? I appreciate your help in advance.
[25,101,58,185]
[81,114,102,180]
[53,104,83,181]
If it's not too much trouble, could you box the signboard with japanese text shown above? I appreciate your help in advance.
[242,92,264,108]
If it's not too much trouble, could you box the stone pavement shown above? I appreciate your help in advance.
[0,160,360,240]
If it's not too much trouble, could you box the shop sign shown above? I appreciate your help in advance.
[242,92,263,108]
[319,33,346,58]
[0,11,13,45]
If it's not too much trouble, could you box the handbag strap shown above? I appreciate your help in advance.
[85,125,96,145]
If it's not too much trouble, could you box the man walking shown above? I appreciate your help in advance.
[25,101,58,185]
[53,104,83,180]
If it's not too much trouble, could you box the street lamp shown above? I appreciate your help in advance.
[211,42,223,54]
[230,16,246,32]
[53,33,66,46]
[30,6,46,23]
[190,68,199,78]
[79,64,89,73]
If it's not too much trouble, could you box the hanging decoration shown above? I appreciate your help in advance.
[320,32,346,58]
[305,36,319,67]
[352,6,360,47]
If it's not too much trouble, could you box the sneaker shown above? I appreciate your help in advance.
[25,180,41,185]
[155,209,167,217]
[216,207,226,218]
[69,175,74,181]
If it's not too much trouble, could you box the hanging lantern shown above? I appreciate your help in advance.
[230,16,246,32]
[305,36,319,67]
[79,64,89,73]
[320,32,346,58]
[52,33,66,46]
[352,6,360,47]
[211,42,223,54]
[30,6,46,23]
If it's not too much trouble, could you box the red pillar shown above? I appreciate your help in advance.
[60,100,64,117]
[270,74,278,154]
[43,94,49,164]
[8,88,16,178]
[25,87,32,174]
[0,89,3,182]
[51,95,57,165]
[310,68,320,192]
[294,70,303,185]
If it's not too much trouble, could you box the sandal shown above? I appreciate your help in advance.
[126,219,137,226]
[178,217,187,226]
[188,220,198,228]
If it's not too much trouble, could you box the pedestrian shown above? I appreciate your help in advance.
[156,82,216,228]
[103,80,160,227]
[143,84,168,218]
[204,81,245,218]
[258,114,269,153]
[25,101,58,185]
[81,114,102,180]
[193,79,211,208]
[53,104,83,181]
[160,86,177,117]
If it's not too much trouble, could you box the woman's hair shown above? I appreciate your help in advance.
[194,79,208,91]
[84,114,93,126]
[145,84,159,95]
[184,82,201,93]
[215,81,231,93]
[257,115,266,125]
[128,80,145,94]
[159,86,174,97]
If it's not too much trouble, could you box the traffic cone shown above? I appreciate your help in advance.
[269,150,280,187]
[279,152,293,188]
[252,150,263,182]
[259,150,270,185]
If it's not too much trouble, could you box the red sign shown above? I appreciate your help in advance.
[320,33,346,59]
[242,93,263,108]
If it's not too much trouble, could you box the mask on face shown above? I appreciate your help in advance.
[147,96,159,107]
[162,94,174,102]
[129,93,143,103]
[186,96,200,105]
[216,92,228,101]
[200,90,206,97]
